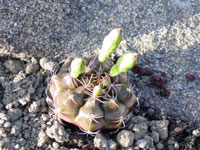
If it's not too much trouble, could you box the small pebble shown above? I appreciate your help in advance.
[46,121,69,143]
[7,108,22,122]
[39,57,49,69]
[156,143,164,149]
[52,142,60,149]
[136,139,148,149]
[28,101,41,113]
[93,133,108,150]
[11,124,21,136]
[3,122,11,130]
[193,129,200,138]
[41,114,49,122]
[3,59,24,74]
[108,139,117,150]
[151,131,159,143]
[116,130,135,148]
[0,113,9,121]
[25,63,39,74]
[151,120,169,139]
[174,142,180,149]
[132,123,148,139]
[168,139,175,145]
[44,61,58,72]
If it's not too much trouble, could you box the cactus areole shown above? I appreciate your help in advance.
[46,28,138,133]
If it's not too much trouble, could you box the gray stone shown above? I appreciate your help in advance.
[39,57,49,69]
[31,57,38,64]
[18,94,31,106]
[44,61,58,72]
[0,128,6,137]
[108,139,117,150]
[149,148,156,150]
[0,0,200,125]
[0,119,5,125]
[25,63,39,74]
[116,130,134,148]
[168,139,175,145]
[11,124,21,136]
[156,143,164,149]
[147,108,155,117]
[130,116,147,124]
[136,139,148,149]
[151,120,169,139]
[52,142,60,149]
[144,135,154,147]
[3,59,23,74]
[41,114,49,122]
[0,113,9,121]
[132,123,148,140]
[174,142,180,149]
[121,147,134,150]
[28,101,41,113]
[3,122,11,131]
[46,121,69,143]
[37,130,49,147]
[14,144,20,149]
[24,131,30,139]
[13,71,26,83]
[7,108,22,122]
[16,138,26,146]
[93,133,108,150]
[59,146,69,150]
[168,145,175,150]
[151,131,159,143]
[192,129,200,138]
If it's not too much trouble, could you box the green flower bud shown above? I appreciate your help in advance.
[70,58,86,78]
[93,85,102,97]
[98,28,122,62]
[109,53,138,77]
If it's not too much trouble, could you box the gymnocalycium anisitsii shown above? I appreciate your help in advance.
[47,28,138,134]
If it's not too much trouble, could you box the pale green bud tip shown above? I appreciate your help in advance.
[93,85,102,97]
[109,52,138,77]
[118,53,138,71]
[70,58,86,78]
[98,28,122,62]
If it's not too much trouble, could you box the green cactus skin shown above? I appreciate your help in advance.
[98,28,122,62]
[47,56,137,133]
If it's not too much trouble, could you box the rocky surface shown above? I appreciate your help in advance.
[0,56,199,149]
[0,0,200,123]
[0,0,200,149]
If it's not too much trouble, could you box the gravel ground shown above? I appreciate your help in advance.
[0,0,200,122]
[0,0,200,149]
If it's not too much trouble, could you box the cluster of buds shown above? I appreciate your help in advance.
[47,28,138,133]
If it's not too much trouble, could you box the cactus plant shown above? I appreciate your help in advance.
[46,28,138,133]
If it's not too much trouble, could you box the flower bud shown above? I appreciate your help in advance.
[98,28,122,62]
[70,58,86,78]
[110,53,138,77]
[93,85,102,97]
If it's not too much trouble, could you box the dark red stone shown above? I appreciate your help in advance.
[132,65,141,74]
[159,88,170,98]
[150,73,167,89]
[132,65,154,76]
[140,67,154,76]
[185,73,195,82]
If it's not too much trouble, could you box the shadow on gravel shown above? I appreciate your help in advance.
[0,83,4,100]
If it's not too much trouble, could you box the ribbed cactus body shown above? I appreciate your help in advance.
[47,56,137,132]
